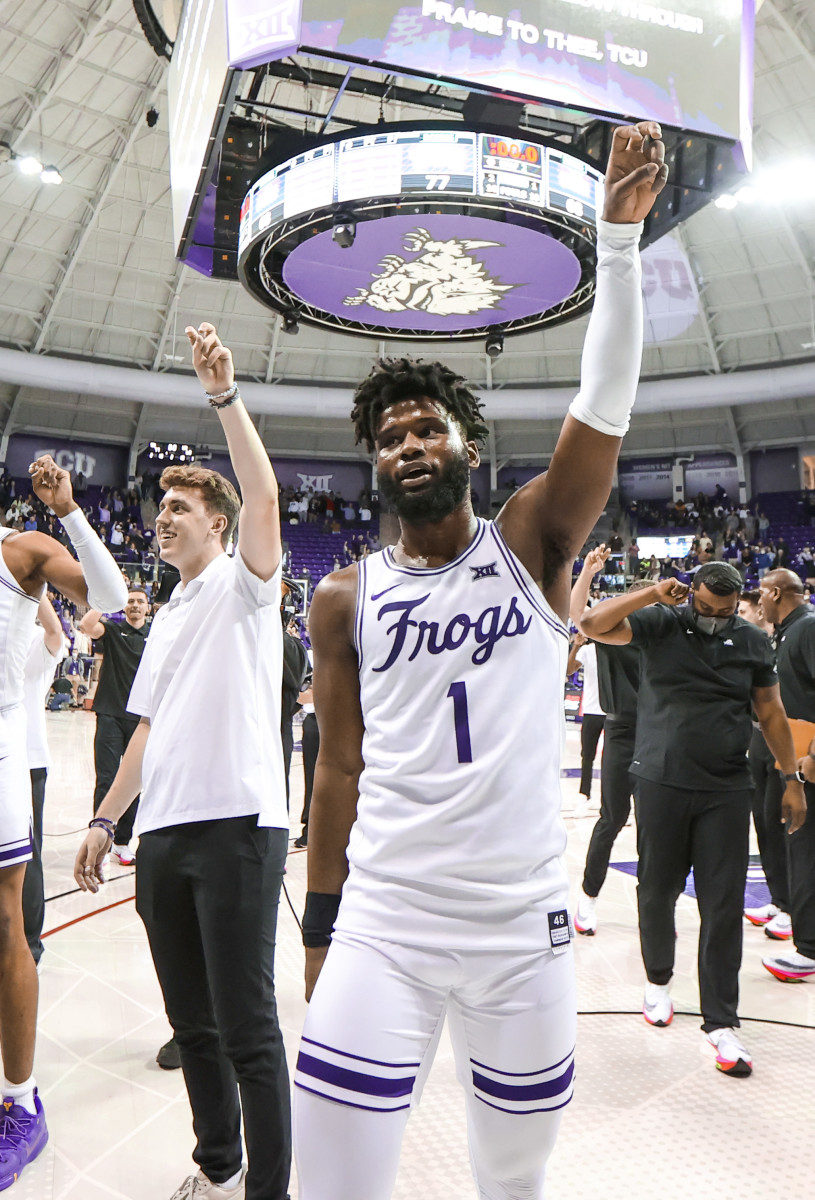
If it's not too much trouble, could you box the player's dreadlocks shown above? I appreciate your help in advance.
[351,358,489,453]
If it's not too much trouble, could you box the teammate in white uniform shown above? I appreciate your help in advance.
[293,124,668,1200]
[0,456,127,1192]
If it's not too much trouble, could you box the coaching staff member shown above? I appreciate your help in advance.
[759,569,815,982]
[581,561,805,1077]
[79,587,151,865]
[74,323,290,1200]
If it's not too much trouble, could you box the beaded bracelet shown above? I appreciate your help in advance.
[89,817,117,838]
[206,384,240,409]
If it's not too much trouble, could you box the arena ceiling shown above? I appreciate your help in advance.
[1,0,815,470]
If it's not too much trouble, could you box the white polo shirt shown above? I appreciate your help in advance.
[127,550,287,834]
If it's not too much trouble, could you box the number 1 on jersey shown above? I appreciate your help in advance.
[447,681,473,763]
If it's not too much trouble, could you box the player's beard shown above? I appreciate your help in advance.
[380,451,471,525]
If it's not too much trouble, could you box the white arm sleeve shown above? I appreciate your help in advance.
[59,508,129,613]
[568,218,644,438]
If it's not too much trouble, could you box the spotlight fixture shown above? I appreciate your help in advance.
[282,311,300,335]
[147,441,195,464]
[0,141,63,185]
[17,155,42,176]
[332,212,356,250]
[485,329,504,359]
[146,107,160,128]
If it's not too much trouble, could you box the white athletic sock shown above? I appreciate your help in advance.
[215,1168,243,1191]
[3,1075,37,1115]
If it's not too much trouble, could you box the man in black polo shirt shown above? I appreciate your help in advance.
[79,587,151,865]
[758,568,815,982]
[581,562,805,1077]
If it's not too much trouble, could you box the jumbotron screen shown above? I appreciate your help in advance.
[239,129,604,251]
[300,0,754,145]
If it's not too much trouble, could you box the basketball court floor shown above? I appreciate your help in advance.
[17,710,815,1200]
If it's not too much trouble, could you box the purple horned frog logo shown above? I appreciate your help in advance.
[343,226,516,316]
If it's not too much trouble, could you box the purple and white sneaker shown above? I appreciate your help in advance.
[0,1091,48,1191]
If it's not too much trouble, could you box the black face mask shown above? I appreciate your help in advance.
[690,606,736,636]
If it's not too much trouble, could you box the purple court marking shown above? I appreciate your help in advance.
[282,213,581,333]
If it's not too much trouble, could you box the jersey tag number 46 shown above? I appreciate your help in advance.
[548,909,573,955]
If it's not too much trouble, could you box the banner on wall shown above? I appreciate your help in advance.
[684,453,739,496]
[5,435,129,489]
[617,457,673,500]
[139,452,372,500]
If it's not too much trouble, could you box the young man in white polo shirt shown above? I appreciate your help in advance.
[74,323,289,1200]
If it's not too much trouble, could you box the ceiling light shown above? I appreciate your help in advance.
[714,193,738,209]
[734,185,757,204]
[17,155,43,176]
[40,165,62,185]
[485,329,504,359]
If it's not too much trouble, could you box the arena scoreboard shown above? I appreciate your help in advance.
[239,129,604,248]
[237,125,605,339]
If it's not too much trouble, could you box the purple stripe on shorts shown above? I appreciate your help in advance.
[296,1052,416,1098]
[470,1047,575,1078]
[0,841,32,864]
[472,1060,574,1102]
[301,1036,421,1070]
[294,1080,411,1113]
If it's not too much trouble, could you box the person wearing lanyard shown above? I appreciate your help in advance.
[580,561,806,1077]
[758,569,815,982]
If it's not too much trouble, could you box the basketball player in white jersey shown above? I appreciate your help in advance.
[0,456,127,1191]
[293,123,668,1200]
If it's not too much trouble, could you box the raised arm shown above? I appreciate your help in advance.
[8,456,128,611]
[78,609,106,640]
[186,322,281,582]
[496,122,668,620]
[579,578,688,644]
[569,544,611,625]
[301,567,365,1000]
[37,595,66,656]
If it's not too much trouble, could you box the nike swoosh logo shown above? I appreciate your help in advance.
[371,583,403,602]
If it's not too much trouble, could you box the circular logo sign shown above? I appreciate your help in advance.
[282,213,582,334]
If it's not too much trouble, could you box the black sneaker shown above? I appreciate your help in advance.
[293,834,308,848]
[157,1037,182,1070]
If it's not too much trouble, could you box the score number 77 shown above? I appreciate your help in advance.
[426,175,450,190]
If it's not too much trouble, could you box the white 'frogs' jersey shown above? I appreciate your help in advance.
[0,528,40,713]
[335,518,570,951]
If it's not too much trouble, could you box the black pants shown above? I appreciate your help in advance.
[634,778,751,1032]
[299,713,319,833]
[789,781,815,959]
[583,719,635,897]
[282,723,293,807]
[135,817,290,1200]
[22,768,47,965]
[579,713,605,796]
[748,727,788,910]
[93,713,140,844]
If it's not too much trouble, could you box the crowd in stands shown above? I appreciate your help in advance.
[279,483,378,527]
[582,484,815,603]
